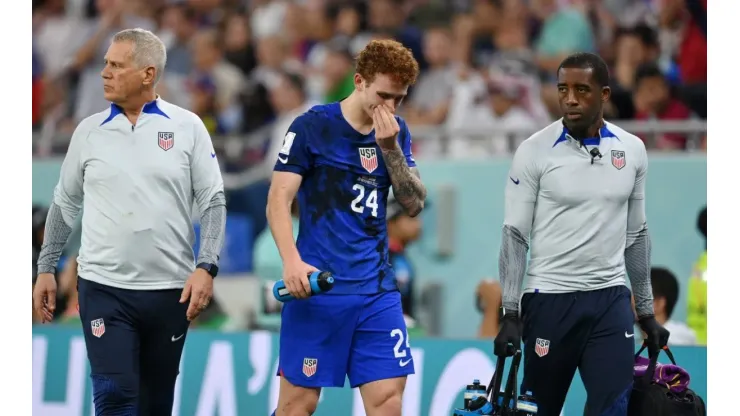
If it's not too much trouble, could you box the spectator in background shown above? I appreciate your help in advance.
[403,26,456,128]
[334,2,369,55]
[387,194,425,337]
[367,0,425,68]
[476,279,503,338]
[648,267,697,346]
[446,77,537,157]
[257,72,318,178]
[659,0,707,118]
[609,24,660,119]
[687,206,707,345]
[251,0,289,40]
[659,0,706,86]
[532,0,596,116]
[73,0,156,123]
[157,3,198,109]
[190,28,246,133]
[190,76,225,135]
[633,63,693,150]
[487,7,550,125]
[33,49,44,129]
[322,40,356,102]
[223,12,258,77]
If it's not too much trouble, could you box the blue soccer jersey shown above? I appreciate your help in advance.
[273,102,416,295]
[274,102,417,390]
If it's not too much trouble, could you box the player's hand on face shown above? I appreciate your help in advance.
[283,258,319,299]
[373,105,400,150]
[33,273,57,323]
[180,268,215,321]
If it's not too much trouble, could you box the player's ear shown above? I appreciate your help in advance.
[354,73,365,91]
[142,65,156,86]
[601,86,611,103]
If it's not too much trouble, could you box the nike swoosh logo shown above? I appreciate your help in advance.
[625,332,634,338]
[211,152,216,158]
[510,177,520,185]
[277,155,288,164]
[399,358,412,367]
[172,334,184,342]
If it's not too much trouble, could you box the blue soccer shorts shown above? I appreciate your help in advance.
[277,290,415,388]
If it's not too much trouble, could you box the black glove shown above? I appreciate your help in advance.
[493,312,521,357]
[638,315,671,356]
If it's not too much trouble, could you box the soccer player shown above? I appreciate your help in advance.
[266,39,425,416]
[493,53,670,416]
[32,28,226,415]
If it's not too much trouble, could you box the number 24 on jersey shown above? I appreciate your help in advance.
[351,184,378,217]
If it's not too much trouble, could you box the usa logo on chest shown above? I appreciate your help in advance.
[359,147,378,173]
[611,150,626,170]
[158,132,174,151]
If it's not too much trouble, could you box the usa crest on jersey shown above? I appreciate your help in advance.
[91,318,106,338]
[359,147,378,173]
[535,338,550,357]
[303,357,318,377]
[158,132,174,151]
[611,150,626,170]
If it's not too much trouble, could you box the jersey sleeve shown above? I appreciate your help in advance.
[503,139,540,238]
[191,115,225,214]
[397,117,417,168]
[627,140,648,235]
[53,120,89,225]
[273,114,314,175]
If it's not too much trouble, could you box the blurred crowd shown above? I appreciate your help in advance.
[33,0,707,159]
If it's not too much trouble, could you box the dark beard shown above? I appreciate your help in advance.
[563,114,601,139]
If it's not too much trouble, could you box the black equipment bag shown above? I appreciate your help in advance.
[627,344,706,416]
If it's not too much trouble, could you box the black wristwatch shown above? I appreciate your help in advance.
[196,263,219,278]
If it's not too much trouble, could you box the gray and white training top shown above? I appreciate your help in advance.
[43,97,225,290]
[499,119,654,316]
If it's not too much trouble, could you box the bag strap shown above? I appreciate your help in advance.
[635,342,677,383]
[489,350,522,414]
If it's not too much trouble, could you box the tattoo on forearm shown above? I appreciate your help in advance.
[381,145,427,216]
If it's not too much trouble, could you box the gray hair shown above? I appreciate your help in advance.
[113,28,167,84]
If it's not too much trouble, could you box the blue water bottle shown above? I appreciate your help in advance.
[272,271,335,302]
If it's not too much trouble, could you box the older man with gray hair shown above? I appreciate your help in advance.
[33,28,226,415]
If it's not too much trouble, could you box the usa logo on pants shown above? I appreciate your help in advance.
[535,338,550,357]
[303,358,318,377]
[91,318,106,338]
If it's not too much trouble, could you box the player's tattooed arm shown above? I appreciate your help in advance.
[381,146,427,217]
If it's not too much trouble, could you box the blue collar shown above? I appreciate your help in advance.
[552,122,618,147]
[100,97,170,126]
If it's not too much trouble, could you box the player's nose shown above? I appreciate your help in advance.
[564,91,578,107]
[384,100,396,113]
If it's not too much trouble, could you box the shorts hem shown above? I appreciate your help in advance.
[280,373,344,389]
[349,368,415,389]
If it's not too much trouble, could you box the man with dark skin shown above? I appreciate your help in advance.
[493,53,670,416]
